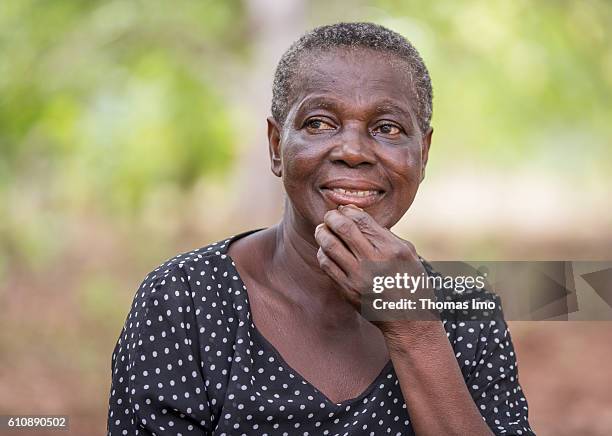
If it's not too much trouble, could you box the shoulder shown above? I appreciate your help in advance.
[114,233,251,360]
[117,234,253,348]
[143,236,234,286]
[132,235,237,303]
[419,257,503,321]
[418,257,511,353]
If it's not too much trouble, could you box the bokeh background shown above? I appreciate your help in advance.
[1,0,611,434]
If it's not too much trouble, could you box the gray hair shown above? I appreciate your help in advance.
[271,22,433,135]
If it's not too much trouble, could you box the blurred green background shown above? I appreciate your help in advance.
[1,0,611,434]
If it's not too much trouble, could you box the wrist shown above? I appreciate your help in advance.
[381,320,447,354]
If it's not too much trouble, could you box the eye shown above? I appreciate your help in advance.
[305,118,336,132]
[372,123,402,136]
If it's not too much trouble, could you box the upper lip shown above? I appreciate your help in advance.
[320,179,386,192]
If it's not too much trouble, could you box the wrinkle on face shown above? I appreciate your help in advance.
[273,47,429,231]
[290,49,416,116]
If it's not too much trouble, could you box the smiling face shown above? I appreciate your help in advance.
[268,47,433,231]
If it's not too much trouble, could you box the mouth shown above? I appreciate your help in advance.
[320,184,386,208]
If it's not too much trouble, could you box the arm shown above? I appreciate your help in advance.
[314,204,533,435]
[107,265,212,435]
[383,321,493,436]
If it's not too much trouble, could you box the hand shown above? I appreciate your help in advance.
[314,204,439,336]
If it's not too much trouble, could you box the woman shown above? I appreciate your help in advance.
[108,23,534,435]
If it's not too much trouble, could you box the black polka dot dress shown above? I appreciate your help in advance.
[107,230,535,435]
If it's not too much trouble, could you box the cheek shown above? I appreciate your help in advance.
[279,140,322,213]
[281,139,323,189]
[389,146,423,189]
[383,147,423,214]
[280,140,331,222]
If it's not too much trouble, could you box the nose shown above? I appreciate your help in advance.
[328,123,376,168]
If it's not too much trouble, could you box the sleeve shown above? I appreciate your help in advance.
[466,305,536,436]
[107,265,213,435]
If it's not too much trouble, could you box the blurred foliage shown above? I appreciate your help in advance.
[0,2,611,433]
[366,0,612,173]
[1,0,611,269]
[0,0,245,267]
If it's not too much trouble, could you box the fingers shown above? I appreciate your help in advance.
[336,204,392,249]
[336,205,419,261]
[314,223,357,274]
[315,228,363,311]
[316,247,348,285]
[336,204,377,231]
[317,247,362,310]
[322,208,374,258]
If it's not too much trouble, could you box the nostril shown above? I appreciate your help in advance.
[329,142,377,168]
[331,159,373,169]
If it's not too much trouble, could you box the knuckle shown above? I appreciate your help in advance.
[390,247,403,258]
[319,258,330,270]
[318,254,332,271]
[335,220,353,235]
[324,209,339,223]
[403,241,416,253]
[325,238,339,252]
[392,244,412,259]
[353,214,370,229]
[319,234,337,252]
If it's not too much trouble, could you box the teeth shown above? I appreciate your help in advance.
[331,188,378,197]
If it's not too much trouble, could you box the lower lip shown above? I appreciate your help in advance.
[320,188,385,208]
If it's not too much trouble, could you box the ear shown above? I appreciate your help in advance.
[420,126,433,182]
[267,116,282,177]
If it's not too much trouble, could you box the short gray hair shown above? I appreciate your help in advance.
[271,22,433,135]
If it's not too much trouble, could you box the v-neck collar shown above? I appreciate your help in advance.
[221,229,394,408]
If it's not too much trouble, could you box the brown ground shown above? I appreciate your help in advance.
[1,227,611,435]
[511,321,612,435]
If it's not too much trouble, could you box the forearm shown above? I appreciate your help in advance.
[384,321,494,436]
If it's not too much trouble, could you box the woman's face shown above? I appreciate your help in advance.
[268,47,432,230]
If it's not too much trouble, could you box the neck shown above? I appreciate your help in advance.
[269,202,361,329]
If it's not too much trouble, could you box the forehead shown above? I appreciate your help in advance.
[291,47,415,114]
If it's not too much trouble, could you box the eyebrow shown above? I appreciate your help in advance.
[371,101,414,122]
[295,95,414,122]
[295,95,340,115]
